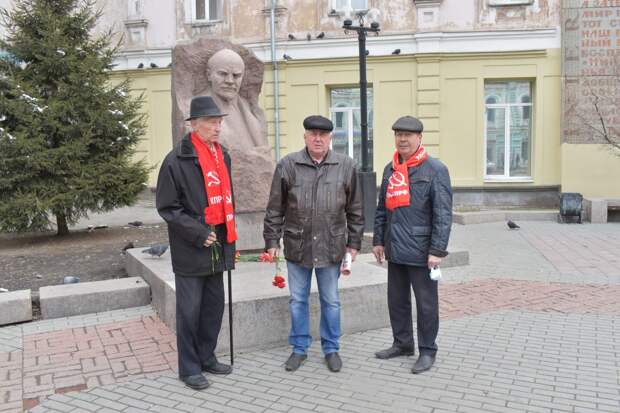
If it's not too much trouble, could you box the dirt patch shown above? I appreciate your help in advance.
[0,224,168,293]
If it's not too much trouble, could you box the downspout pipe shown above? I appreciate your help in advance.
[270,0,281,161]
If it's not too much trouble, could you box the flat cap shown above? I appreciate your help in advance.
[303,115,333,132]
[392,116,423,133]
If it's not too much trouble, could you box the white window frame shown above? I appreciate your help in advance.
[184,0,221,23]
[332,0,369,12]
[488,0,534,6]
[484,97,533,182]
[330,107,356,158]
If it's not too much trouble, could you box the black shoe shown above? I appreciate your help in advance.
[202,357,232,375]
[411,354,435,374]
[325,352,342,372]
[375,346,415,359]
[284,352,307,371]
[180,374,210,390]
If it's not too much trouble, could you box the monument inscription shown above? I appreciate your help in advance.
[563,1,620,144]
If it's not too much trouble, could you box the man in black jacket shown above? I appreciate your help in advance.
[372,116,452,374]
[156,96,236,390]
[264,115,364,373]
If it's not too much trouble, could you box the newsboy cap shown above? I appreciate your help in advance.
[185,96,227,121]
[392,116,424,133]
[303,115,333,132]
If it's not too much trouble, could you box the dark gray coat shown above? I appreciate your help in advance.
[373,156,452,267]
[156,134,235,276]
[264,149,364,268]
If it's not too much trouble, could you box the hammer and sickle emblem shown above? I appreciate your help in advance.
[206,171,220,187]
[388,171,406,189]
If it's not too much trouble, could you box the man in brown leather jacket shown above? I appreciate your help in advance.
[264,115,363,373]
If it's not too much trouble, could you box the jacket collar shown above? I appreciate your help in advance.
[295,148,339,166]
[176,133,229,159]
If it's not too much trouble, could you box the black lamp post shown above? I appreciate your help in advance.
[343,13,379,232]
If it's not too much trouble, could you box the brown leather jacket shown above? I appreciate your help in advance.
[263,148,364,268]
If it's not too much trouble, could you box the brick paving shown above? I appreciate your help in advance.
[20,311,620,413]
[444,222,620,284]
[440,279,620,319]
[2,221,620,412]
[1,315,177,411]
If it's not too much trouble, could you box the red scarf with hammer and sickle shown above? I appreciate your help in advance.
[191,132,237,243]
[385,145,429,211]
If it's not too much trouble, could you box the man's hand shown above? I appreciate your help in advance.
[347,247,358,261]
[372,245,385,264]
[203,231,217,247]
[428,254,442,269]
[267,247,279,260]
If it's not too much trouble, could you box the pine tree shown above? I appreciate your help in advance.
[0,0,149,235]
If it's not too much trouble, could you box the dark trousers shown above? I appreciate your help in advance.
[175,273,225,377]
[387,262,439,356]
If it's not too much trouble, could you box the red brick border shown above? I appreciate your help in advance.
[440,279,620,319]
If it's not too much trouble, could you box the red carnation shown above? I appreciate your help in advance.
[272,274,286,288]
[259,252,273,263]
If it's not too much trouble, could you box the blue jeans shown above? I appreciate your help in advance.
[287,261,341,355]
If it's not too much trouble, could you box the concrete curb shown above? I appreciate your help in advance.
[126,248,469,353]
[0,289,32,325]
[454,209,559,225]
[39,277,151,319]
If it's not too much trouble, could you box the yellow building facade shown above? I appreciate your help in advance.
[101,0,619,203]
[116,47,578,204]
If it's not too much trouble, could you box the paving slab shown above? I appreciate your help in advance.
[29,310,620,413]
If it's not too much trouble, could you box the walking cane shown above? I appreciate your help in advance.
[227,269,234,365]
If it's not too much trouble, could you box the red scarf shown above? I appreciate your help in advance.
[385,145,429,211]
[191,133,237,243]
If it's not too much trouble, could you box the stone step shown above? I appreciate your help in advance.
[454,209,559,225]
[0,289,32,325]
[39,277,151,319]
[126,248,469,353]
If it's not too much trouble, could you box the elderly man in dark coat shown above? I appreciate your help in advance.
[373,116,453,374]
[156,96,237,390]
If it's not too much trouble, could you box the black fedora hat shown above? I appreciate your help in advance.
[185,96,227,120]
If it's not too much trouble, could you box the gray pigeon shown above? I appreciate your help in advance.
[142,244,169,257]
[63,276,80,284]
[507,220,520,230]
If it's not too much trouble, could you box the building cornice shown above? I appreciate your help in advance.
[246,28,560,62]
[111,27,559,70]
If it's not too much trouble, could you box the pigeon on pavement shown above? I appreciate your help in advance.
[507,220,520,229]
[128,221,143,227]
[142,244,169,257]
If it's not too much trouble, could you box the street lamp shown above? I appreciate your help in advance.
[343,9,379,232]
